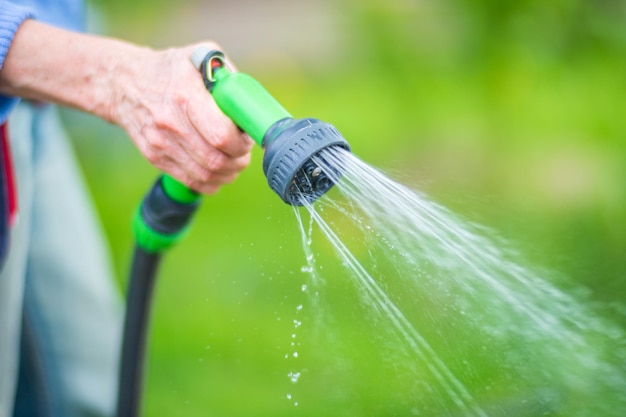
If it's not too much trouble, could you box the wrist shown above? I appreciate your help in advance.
[0,19,146,123]
[93,42,153,126]
[102,44,162,137]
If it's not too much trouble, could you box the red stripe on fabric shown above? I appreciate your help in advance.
[0,123,18,225]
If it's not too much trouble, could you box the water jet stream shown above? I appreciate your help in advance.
[292,147,626,416]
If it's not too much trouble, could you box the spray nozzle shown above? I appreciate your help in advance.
[189,47,351,205]
[262,117,350,205]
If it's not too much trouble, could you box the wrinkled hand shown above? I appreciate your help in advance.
[108,43,253,194]
[0,20,250,194]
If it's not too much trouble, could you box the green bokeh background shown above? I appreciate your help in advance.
[64,0,626,415]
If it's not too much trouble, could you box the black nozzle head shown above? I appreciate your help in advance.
[262,118,351,206]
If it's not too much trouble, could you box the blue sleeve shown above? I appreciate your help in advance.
[0,1,37,124]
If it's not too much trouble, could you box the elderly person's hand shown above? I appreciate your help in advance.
[0,20,253,194]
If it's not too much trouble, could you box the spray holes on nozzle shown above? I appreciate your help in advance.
[315,176,330,190]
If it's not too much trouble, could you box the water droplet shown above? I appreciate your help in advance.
[288,371,301,383]
[301,284,308,292]
[286,393,292,400]
[293,352,299,358]
[296,304,303,312]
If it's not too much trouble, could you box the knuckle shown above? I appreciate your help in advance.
[223,172,239,185]
[193,145,214,166]
[178,173,196,190]
[136,135,160,163]
[239,152,252,169]
[187,163,216,184]
[146,133,167,152]
[151,107,179,134]
[206,151,228,172]
[145,152,159,165]
[210,125,231,150]
[171,90,189,109]
[152,117,173,133]
[190,180,219,195]
[197,167,215,183]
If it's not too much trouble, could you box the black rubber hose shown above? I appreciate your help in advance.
[116,246,162,417]
[116,175,201,417]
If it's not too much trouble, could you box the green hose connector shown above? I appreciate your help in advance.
[161,175,200,204]
[133,175,201,253]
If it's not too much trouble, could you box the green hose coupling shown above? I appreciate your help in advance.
[133,175,201,253]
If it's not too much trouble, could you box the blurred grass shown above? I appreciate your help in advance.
[65,0,626,415]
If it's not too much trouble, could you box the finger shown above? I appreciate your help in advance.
[157,155,225,195]
[180,45,255,157]
[192,151,250,182]
[187,169,241,193]
[178,132,252,175]
[158,144,247,194]
[186,90,254,158]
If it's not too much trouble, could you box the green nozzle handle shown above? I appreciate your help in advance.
[191,46,292,146]
[135,48,292,251]
[209,69,291,145]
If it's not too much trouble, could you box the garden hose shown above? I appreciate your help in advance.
[116,176,200,417]
[116,47,352,417]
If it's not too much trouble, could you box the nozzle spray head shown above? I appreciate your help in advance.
[262,118,350,206]
[191,47,351,205]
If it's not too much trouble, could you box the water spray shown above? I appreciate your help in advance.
[117,48,352,417]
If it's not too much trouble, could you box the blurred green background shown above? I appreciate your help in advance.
[63,0,626,415]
